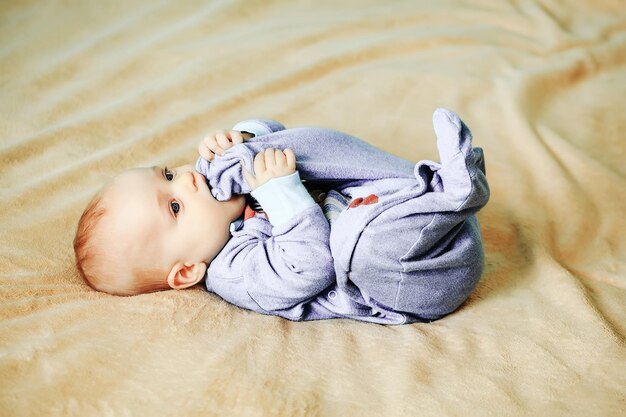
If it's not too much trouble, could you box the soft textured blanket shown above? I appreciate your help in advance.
[1,1,624,416]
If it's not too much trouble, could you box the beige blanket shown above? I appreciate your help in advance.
[1,1,625,415]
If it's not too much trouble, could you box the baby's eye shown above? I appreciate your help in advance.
[164,167,174,181]
[170,201,180,215]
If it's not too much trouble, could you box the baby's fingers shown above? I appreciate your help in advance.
[200,135,221,158]
[254,149,267,174]
[283,148,296,170]
[241,162,256,189]
[274,148,286,166]
[198,141,216,161]
[198,130,246,162]
[229,130,244,145]
[262,148,276,169]
[214,131,230,155]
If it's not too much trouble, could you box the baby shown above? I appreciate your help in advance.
[74,109,489,324]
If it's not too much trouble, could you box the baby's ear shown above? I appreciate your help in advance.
[167,262,207,290]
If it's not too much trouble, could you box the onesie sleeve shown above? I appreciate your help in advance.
[209,203,335,313]
[232,119,286,137]
[250,171,316,227]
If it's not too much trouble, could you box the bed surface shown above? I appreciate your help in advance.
[1,1,625,416]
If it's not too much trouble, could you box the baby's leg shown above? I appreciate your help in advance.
[350,208,484,321]
[412,108,488,215]
[348,109,490,321]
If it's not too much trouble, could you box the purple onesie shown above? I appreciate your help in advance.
[195,109,490,324]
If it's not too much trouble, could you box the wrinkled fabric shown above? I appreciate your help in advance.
[196,109,490,323]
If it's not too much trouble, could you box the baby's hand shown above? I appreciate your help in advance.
[241,148,296,191]
[198,130,253,162]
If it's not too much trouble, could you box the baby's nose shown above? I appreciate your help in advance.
[182,171,198,192]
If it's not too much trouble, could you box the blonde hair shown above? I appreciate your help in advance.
[73,190,169,296]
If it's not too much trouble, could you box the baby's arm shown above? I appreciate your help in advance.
[209,148,335,313]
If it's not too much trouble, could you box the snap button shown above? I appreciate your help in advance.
[328,290,337,299]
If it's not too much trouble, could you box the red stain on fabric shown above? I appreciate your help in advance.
[348,194,378,209]
[362,194,379,205]
[348,197,364,208]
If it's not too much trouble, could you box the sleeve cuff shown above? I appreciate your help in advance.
[232,120,272,137]
[250,172,317,227]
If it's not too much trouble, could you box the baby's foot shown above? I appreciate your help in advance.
[432,108,473,166]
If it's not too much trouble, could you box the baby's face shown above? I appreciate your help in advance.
[104,164,246,288]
